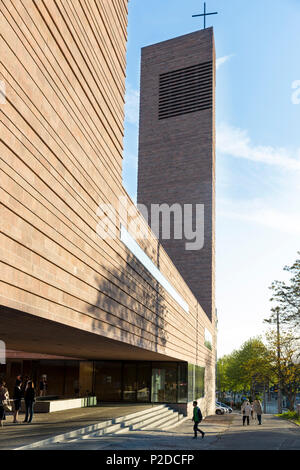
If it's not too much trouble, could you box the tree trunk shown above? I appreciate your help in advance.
[283,385,296,411]
[287,392,296,411]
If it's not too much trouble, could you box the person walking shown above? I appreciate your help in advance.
[241,400,252,426]
[23,381,35,424]
[39,375,47,397]
[0,381,10,428]
[13,378,23,424]
[192,401,205,439]
[253,398,263,425]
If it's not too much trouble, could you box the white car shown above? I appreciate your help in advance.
[215,403,227,415]
[216,401,233,413]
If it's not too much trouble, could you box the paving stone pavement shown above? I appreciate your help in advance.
[207,413,300,450]
[2,409,299,451]
[37,413,300,451]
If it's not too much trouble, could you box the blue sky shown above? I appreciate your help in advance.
[122,0,300,357]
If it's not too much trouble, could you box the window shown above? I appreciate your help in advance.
[178,363,188,403]
[188,364,205,401]
[205,328,213,351]
[195,366,205,399]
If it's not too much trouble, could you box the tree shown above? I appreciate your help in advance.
[266,329,300,411]
[228,338,273,398]
[216,355,230,399]
[224,350,245,395]
[266,253,300,330]
[217,353,243,400]
[217,338,274,401]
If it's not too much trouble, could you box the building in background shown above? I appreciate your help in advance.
[0,0,216,416]
[138,28,216,322]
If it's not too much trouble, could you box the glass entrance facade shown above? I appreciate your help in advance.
[94,361,122,402]
[94,361,182,403]
[151,363,178,403]
[0,359,205,403]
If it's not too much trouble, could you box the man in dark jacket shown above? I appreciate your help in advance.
[192,401,205,439]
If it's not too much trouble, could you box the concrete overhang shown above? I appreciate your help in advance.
[0,306,180,362]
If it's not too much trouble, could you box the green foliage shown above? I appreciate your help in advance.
[276,411,300,426]
[218,331,300,411]
[266,330,300,411]
[217,338,274,396]
[216,354,235,392]
[266,253,300,330]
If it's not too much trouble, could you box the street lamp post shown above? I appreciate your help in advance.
[276,308,283,414]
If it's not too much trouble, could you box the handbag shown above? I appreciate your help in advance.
[3,400,12,412]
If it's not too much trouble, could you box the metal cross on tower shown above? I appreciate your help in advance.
[192,2,218,29]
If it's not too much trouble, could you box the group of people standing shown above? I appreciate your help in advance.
[0,376,36,427]
[241,398,263,426]
[191,398,263,440]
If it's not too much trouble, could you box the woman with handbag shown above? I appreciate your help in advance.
[241,400,252,426]
[253,398,263,425]
[13,379,23,424]
[23,381,36,424]
[0,380,10,427]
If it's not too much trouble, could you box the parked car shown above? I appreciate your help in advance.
[215,403,227,415]
[216,401,233,413]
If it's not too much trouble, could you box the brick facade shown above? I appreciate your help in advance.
[0,1,216,415]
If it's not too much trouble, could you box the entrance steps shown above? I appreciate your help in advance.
[117,404,186,432]
[15,405,187,449]
[82,405,186,437]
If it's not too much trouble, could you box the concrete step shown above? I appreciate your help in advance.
[79,406,166,438]
[160,413,182,427]
[114,405,165,424]
[85,422,130,437]
[161,414,187,430]
[116,406,167,427]
[84,406,170,437]
[15,405,186,449]
[117,410,172,431]
[84,409,170,437]
[127,408,175,431]
[140,410,179,431]
[149,414,179,430]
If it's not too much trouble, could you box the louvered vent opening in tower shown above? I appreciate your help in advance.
[158,61,213,120]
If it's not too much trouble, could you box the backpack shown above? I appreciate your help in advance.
[198,407,203,422]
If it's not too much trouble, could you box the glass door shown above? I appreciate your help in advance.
[137,363,151,402]
[123,363,137,402]
[94,361,122,402]
[151,363,178,403]
[151,367,165,403]
[79,361,94,397]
